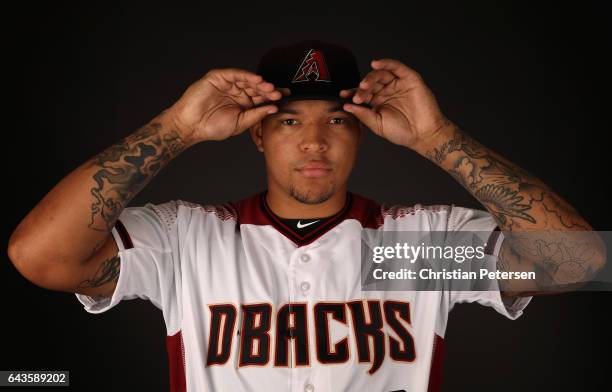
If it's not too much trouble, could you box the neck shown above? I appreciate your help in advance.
[265,185,348,219]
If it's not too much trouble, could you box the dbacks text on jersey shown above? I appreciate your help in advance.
[206,299,416,374]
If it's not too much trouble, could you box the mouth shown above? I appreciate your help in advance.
[296,161,333,178]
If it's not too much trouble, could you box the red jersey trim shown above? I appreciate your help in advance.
[484,226,502,255]
[166,330,187,392]
[230,190,383,246]
[427,334,445,392]
[260,191,353,246]
[114,219,133,249]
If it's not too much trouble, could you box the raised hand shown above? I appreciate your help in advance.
[340,59,452,152]
[168,68,283,145]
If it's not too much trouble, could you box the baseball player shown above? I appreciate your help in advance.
[9,40,605,391]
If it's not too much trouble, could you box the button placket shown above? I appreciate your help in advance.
[293,249,316,299]
[289,249,315,392]
[300,281,311,292]
[289,249,301,306]
[304,383,315,392]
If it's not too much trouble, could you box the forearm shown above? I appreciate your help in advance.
[9,109,187,272]
[416,121,588,231]
[414,121,606,290]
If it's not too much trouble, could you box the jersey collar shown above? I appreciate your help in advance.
[260,190,352,246]
[231,190,381,247]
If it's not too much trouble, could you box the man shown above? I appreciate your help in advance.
[8,40,605,391]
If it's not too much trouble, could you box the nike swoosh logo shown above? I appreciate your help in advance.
[296,220,320,229]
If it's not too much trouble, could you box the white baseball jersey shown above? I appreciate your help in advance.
[76,191,531,392]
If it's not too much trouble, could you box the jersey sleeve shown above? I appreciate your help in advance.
[75,200,180,315]
[446,205,532,320]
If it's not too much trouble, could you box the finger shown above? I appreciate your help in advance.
[370,92,394,107]
[251,95,267,105]
[213,71,277,100]
[361,80,386,95]
[251,87,291,105]
[251,94,283,105]
[370,58,420,80]
[353,71,391,104]
[236,80,278,96]
[360,69,396,88]
[233,81,282,107]
[278,87,292,97]
[242,87,282,102]
[265,90,283,100]
[241,86,257,96]
[245,91,268,106]
[368,80,404,104]
[342,103,381,135]
[235,104,278,134]
[339,88,357,98]
[215,68,264,84]
[352,90,375,105]
[217,79,251,99]
[236,80,276,91]
[352,81,387,105]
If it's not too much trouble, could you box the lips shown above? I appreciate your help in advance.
[296,161,332,178]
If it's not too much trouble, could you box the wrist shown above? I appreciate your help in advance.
[410,118,457,158]
[158,107,198,149]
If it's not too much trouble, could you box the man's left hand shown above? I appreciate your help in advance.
[341,58,452,153]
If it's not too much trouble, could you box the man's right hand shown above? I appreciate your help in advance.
[167,68,283,145]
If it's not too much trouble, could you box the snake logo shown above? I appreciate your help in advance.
[292,49,332,83]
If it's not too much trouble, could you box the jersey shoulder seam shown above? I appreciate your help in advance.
[176,199,238,221]
[380,203,451,221]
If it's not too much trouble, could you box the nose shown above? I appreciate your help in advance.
[299,124,329,153]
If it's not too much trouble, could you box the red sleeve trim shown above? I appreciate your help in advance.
[114,219,134,250]
[483,226,502,256]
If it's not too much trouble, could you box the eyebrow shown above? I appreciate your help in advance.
[274,104,346,115]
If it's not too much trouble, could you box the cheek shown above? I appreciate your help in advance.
[332,133,360,163]
[262,136,295,176]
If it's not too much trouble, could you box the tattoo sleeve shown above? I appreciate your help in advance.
[86,115,186,232]
[423,122,606,293]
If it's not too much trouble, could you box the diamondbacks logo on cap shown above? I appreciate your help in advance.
[292,49,332,83]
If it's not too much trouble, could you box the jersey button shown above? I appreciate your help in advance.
[304,383,315,392]
[300,254,311,263]
[300,281,311,292]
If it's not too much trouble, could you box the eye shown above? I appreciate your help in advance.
[281,119,298,126]
[330,117,347,124]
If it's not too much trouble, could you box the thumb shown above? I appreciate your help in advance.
[235,105,278,134]
[343,103,381,135]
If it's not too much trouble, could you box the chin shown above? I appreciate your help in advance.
[289,182,337,205]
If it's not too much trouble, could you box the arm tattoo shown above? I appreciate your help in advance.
[497,231,601,292]
[425,124,588,231]
[86,120,186,231]
[78,255,120,289]
[425,123,605,290]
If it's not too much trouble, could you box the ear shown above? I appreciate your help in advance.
[249,121,264,152]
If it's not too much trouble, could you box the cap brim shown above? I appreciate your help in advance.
[255,94,371,109]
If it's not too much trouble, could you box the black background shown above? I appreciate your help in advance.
[3,2,611,391]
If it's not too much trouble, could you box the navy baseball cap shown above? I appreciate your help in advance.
[255,40,365,107]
